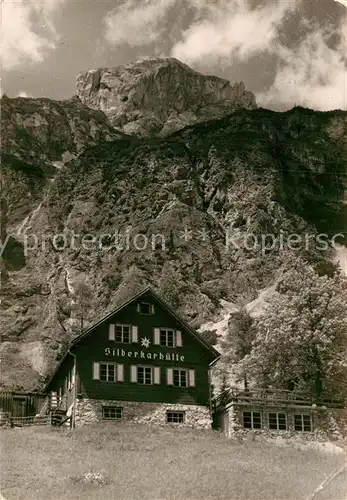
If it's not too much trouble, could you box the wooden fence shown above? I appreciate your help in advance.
[0,391,48,419]
[3,415,52,427]
[0,391,73,427]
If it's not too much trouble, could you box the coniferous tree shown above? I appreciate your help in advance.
[73,280,93,332]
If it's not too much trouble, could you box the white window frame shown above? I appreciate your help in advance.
[137,365,153,385]
[294,413,313,432]
[155,328,182,347]
[268,412,287,430]
[166,411,185,424]
[242,410,262,429]
[115,324,131,343]
[172,368,188,387]
[102,406,123,420]
[109,324,138,343]
[100,362,117,382]
[93,362,124,383]
[167,368,195,387]
[160,328,175,347]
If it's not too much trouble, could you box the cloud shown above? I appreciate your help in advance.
[258,15,347,110]
[17,91,33,98]
[169,0,346,111]
[104,0,177,47]
[0,0,63,71]
[334,0,347,7]
[171,0,298,63]
[101,0,346,111]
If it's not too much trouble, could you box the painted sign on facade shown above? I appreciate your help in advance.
[104,347,185,362]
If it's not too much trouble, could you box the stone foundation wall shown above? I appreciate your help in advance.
[220,404,346,442]
[73,398,212,429]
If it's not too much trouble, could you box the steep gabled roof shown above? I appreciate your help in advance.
[72,286,220,358]
[44,286,220,390]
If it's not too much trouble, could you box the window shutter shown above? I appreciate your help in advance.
[176,330,182,347]
[130,365,137,383]
[93,362,100,380]
[188,369,195,387]
[136,303,140,312]
[154,367,161,385]
[117,364,124,382]
[131,325,138,343]
[150,304,155,314]
[154,328,160,345]
[167,368,173,386]
[109,324,115,341]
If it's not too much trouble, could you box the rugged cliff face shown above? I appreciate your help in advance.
[76,58,257,137]
[1,60,346,392]
[1,95,127,230]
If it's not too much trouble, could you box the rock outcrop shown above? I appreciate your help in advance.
[76,58,257,137]
[1,95,127,229]
[0,59,346,391]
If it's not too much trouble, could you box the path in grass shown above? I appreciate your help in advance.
[311,465,347,500]
[1,424,346,500]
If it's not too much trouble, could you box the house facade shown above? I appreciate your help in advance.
[46,287,220,428]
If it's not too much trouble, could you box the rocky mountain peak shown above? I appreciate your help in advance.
[75,57,257,137]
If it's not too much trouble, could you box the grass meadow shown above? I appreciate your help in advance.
[1,424,346,500]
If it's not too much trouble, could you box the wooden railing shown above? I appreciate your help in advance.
[7,415,51,427]
[56,394,68,412]
[212,387,344,411]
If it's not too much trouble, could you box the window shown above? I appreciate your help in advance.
[269,412,287,430]
[167,411,185,424]
[130,366,160,384]
[102,406,123,420]
[167,368,195,387]
[294,414,312,432]
[173,369,188,387]
[138,302,154,315]
[115,324,131,343]
[160,328,175,347]
[243,411,262,429]
[100,363,116,382]
[109,324,138,343]
[93,362,124,382]
[137,366,153,385]
[154,328,182,347]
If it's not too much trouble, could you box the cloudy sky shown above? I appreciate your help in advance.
[1,0,346,110]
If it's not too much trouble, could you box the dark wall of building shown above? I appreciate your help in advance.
[49,353,75,408]
[73,292,214,406]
